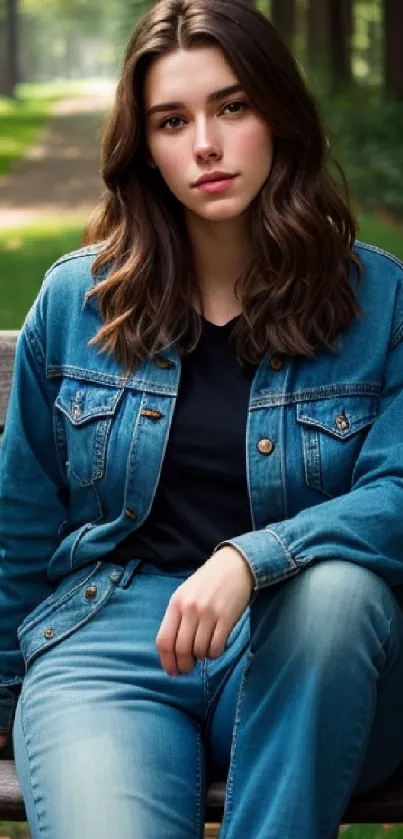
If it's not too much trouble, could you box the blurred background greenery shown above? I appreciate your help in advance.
[0,2,402,834]
[1,0,403,331]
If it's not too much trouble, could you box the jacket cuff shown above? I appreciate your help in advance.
[0,685,20,733]
[214,526,299,589]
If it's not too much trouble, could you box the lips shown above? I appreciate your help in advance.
[193,172,236,187]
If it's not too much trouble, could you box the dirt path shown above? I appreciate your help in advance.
[0,84,115,230]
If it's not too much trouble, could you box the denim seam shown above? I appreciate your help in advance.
[44,245,104,278]
[48,365,178,394]
[23,577,119,669]
[25,324,45,369]
[319,684,377,839]
[195,724,204,839]
[219,649,254,830]
[17,561,104,636]
[251,382,381,407]
[20,688,46,836]
[201,658,211,720]
[391,323,403,350]
[265,527,298,570]
[374,613,397,681]
[355,239,403,270]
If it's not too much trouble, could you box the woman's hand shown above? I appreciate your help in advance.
[156,546,255,676]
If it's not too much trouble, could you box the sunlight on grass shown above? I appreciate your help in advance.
[0,220,85,328]
[0,78,115,177]
[358,213,403,261]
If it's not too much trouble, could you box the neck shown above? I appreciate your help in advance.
[186,212,252,321]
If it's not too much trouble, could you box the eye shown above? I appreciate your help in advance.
[158,115,185,130]
[221,100,249,116]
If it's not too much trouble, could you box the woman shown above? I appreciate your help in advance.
[0,0,403,837]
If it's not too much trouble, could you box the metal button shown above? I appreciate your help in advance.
[125,508,138,521]
[72,404,82,420]
[44,628,55,640]
[336,414,350,431]
[155,356,175,370]
[257,438,275,455]
[85,586,97,600]
[270,354,284,371]
[140,409,164,421]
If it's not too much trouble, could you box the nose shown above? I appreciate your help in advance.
[193,117,222,161]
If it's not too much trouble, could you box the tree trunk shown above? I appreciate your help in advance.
[307,0,331,68]
[0,0,19,98]
[329,0,353,90]
[384,0,403,98]
[270,0,296,52]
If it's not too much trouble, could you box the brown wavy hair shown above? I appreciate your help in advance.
[83,0,361,375]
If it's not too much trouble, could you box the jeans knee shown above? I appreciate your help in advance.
[251,560,395,669]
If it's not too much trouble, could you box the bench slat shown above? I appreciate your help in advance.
[1,763,403,825]
[0,331,19,430]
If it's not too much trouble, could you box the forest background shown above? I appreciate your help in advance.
[0,1,402,835]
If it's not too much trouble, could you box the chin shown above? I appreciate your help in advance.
[195,201,249,222]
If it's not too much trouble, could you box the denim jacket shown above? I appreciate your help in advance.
[1,240,403,731]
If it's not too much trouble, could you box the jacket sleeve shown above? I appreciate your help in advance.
[0,315,68,732]
[214,314,403,591]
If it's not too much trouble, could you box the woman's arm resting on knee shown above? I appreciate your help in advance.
[214,293,403,590]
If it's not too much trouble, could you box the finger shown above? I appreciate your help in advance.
[156,600,181,676]
[208,619,232,660]
[175,610,199,674]
[193,616,218,661]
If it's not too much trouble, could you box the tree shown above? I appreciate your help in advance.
[307,0,331,69]
[306,0,353,92]
[384,0,403,98]
[270,0,296,51]
[0,0,19,98]
[329,0,353,89]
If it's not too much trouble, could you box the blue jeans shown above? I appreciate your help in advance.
[12,558,403,839]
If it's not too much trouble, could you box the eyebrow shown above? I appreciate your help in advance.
[146,83,244,117]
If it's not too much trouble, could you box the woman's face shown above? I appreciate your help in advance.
[144,46,273,223]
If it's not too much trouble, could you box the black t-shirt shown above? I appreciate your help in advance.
[109,314,255,570]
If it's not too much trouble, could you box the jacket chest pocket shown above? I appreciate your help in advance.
[296,394,378,498]
[54,380,125,487]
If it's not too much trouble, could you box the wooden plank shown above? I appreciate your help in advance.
[0,331,18,429]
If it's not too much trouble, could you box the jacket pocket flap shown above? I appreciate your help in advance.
[296,395,378,440]
[55,380,124,425]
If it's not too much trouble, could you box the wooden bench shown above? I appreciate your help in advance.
[1,328,403,830]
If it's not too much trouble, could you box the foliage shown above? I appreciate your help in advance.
[0,95,54,177]
[0,221,84,329]
[0,824,29,838]
[321,89,403,218]
[0,79,108,177]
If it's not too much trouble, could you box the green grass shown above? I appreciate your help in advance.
[357,212,403,261]
[0,79,113,177]
[345,828,403,838]
[0,212,402,331]
[0,823,29,837]
[0,221,85,328]
[0,96,54,177]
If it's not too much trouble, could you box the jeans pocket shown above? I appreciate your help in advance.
[17,561,124,672]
